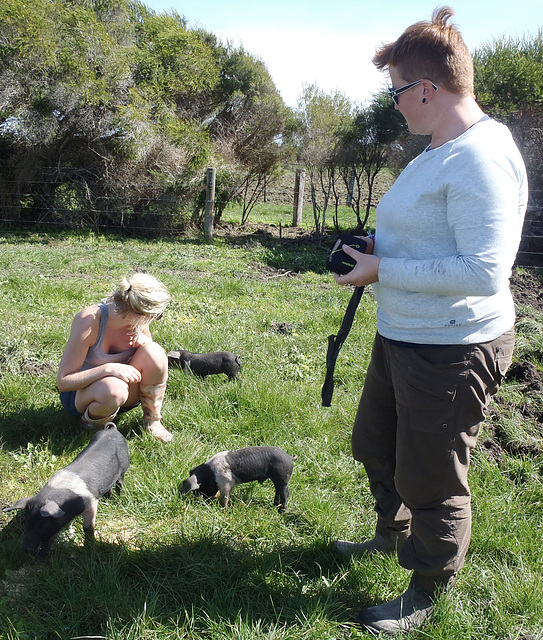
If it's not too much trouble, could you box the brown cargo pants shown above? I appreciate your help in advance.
[351,328,515,584]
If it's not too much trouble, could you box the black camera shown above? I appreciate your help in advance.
[326,233,367,275]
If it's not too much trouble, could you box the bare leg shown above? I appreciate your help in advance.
[75,377,130,428]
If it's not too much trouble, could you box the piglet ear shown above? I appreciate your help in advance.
[180,474,200,494]
[40,501,66,519]
[3,497,31,512]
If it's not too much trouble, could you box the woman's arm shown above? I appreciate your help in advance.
[375,132,527,297]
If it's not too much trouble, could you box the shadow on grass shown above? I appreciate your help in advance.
[0,405,89,452]
[0,403,151,454]
[219,228,333,275]
[0,530,371,638]
[0,222,337,275]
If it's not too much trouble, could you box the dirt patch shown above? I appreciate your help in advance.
[479,438,505,464]
[217,220,325,243]
[483,406,542,461]
[21,360,56,376]
[506,361,543,393]
[510,267,543,311]
[480,357,543,466]
[268,321,302,335]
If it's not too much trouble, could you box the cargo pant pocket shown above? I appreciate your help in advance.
[397,348,469,434]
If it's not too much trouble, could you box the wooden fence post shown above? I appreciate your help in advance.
[292,168,305,226]
[204,167,216,241]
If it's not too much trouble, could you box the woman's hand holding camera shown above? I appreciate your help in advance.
[334,243,381,287]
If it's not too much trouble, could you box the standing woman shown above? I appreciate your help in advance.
[333,6,528,635]
[58,272,173,443]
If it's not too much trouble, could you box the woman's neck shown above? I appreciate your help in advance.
[429,95,485,149]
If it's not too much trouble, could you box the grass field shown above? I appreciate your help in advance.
[0,221,542,640]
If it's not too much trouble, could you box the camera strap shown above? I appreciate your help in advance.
[321,285,365,407]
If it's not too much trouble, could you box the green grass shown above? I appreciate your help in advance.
[0,226,542,640]
[220,200,376,233]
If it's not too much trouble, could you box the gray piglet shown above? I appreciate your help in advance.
[3,424,129,555]
[180,446,296,511]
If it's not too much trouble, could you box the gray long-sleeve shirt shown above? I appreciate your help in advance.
[373,117,528,344]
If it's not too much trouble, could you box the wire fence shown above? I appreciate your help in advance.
[0,181,542,267]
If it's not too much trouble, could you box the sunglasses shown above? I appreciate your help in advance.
[388,80,438,105]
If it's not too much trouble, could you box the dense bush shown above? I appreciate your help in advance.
[0,0,288,233]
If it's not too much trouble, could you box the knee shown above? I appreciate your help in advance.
[134,341,168,372]
[96,377,130,407]
[394,476,443,510]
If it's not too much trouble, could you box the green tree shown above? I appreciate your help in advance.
[294,84,353,236]
[0,0,138,224]
[473,31,543,199]
[203,45,288,225]
[130,5,219,113]
[0,0,288,233]
[335,92,406,231]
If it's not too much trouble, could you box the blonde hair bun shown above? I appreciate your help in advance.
[110,273,170,320]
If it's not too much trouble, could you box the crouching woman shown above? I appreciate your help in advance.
[57,272,173,443]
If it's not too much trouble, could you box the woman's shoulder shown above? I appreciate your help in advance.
[71,304,102,336]
[456,118,516,154]
[76,303,101,321]
[442,119,518,172]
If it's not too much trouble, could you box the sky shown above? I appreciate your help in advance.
[140,0,542,108]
